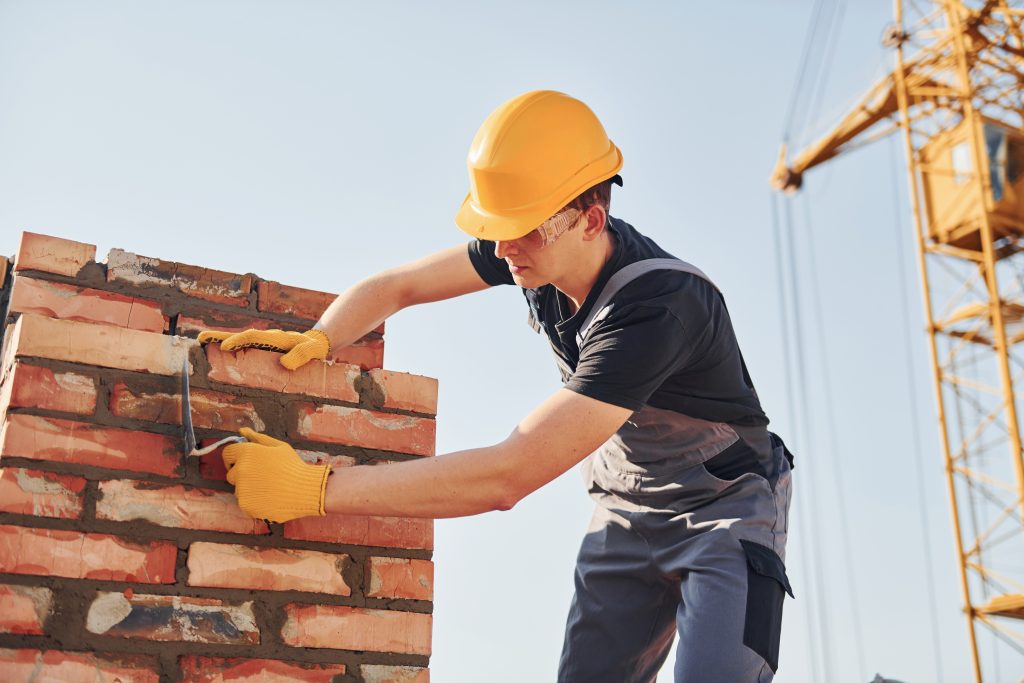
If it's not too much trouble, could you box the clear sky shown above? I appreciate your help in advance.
[2,1,1020,681]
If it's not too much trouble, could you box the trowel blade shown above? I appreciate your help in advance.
[180,356,197,456]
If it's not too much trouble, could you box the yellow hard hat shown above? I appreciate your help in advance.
[455,90,623,241]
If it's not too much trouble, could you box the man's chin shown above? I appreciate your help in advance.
[512,271,544,288]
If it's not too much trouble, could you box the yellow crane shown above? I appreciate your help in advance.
[772,2,1024,680]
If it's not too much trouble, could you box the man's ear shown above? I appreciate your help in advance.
[582,205,608,240]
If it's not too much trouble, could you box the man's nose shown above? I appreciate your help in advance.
[494,240,516,259]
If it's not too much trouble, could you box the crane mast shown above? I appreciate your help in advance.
[772,2,1024,680]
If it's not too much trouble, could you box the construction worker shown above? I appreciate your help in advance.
[199,90,794,682]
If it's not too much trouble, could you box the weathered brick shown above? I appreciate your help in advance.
[206,345,359,403]
[365,369,438,415]
[0,585,52,634]
[284,514,433,550]
[362,665,431,683]
[334,335,385,370]
[187,542,351,595]
[282,604,431,655]
[0,362,97,416]
[96,481,268,534]
[106,249,253,307]
[0,467,87,519]
[0,648,159,682]
[1,414,181,477]
[0,525,176,583]
[6,313,193,376]
[179,656,347,682]
[0,255,8,289]
[110,381,267,432]
[291,403,435,456]
[256,280,337,321]
[366,557,433,601]
[14,232,96,277]
[8,276,166,332]
[86,592,258,644]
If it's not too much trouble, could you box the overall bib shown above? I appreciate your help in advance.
[550,259,795,683]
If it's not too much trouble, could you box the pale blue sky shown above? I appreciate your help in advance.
[2,1,1018,681]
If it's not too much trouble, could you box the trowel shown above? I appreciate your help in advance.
[180,357,246,456]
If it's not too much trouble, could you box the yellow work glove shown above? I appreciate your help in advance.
[222,428,331,523]
[197,328,331,371]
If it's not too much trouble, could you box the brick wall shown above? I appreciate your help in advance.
[0,232,437,683]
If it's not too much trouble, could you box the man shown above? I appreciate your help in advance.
[199,90,794,682]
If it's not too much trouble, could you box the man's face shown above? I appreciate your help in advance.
[493,208,588,288]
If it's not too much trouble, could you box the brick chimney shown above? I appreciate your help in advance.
[0,232,436,682]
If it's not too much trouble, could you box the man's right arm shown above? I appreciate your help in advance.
[315,244,491,351]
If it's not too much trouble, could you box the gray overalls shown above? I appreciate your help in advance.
[548,259,794,683]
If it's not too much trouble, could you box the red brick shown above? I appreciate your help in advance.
[96,481,268,534]
[6,313,194,376]
[284,514,433,550]
[0,255,8,288]
[256,280,385,334]
[8,276,166,332]
[0,467,87,519]
[14,232,96,277]
[366,369,438,415]
[0,525,176,583]
[106,249,253,307]
[206,345,359,403]
[366,557,433,601]
[109,381,267,432]
[333,335,385,370]
[282,604,431,655]
[0,362,97,416]
[179,656,347,682]
[187,542,350,595]
[291,403,435,456]
[362,665,431,683]
[1,414,181,477]
[0,585,52,634]
[0,648,159,682]
[256,280,337,321]
[86,592,258,644]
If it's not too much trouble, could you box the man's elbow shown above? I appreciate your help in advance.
[491,486,523,512]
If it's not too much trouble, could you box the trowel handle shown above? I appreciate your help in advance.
[189,435,247,457]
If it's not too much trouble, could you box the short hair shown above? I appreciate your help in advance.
[564,178,614,214]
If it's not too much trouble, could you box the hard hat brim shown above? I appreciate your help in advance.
[455,146,624,242]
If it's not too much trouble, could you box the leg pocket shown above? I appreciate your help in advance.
[739,540,794,673]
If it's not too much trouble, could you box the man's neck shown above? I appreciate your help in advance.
[560,231,617,314]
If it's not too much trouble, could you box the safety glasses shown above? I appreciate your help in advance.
[507,208,584,250]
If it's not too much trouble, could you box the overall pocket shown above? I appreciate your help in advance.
[739,540,794,673]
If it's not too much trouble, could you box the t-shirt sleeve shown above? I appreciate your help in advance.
[466,239,515,286]
[565,301,705,411]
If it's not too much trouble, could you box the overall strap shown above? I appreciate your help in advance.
[576,258,719,349]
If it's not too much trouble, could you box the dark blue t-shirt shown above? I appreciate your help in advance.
[467,216,768,427]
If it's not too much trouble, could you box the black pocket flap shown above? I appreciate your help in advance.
[740,540,794,598]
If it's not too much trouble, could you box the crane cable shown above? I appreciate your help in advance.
[771,190,825,682]
[782,0,846,148]
[799,192,869,680]
[887,133,947,682]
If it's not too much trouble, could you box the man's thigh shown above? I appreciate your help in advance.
[666,528,785,683]
[558,505,679,683]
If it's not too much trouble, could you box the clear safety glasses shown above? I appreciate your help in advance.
[507,208,585,250]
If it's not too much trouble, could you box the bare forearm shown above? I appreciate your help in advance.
[323,445,518,519]
[314,273,402,350]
